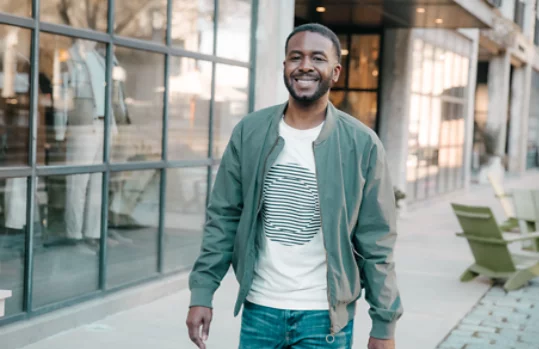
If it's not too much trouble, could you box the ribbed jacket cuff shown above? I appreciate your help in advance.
[370,319,397,339]
[189,288,215,308]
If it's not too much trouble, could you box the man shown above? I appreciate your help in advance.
[186,23,403,349]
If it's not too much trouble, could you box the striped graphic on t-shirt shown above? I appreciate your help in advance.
[262,163,321,246]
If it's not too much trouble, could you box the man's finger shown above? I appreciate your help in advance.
[201,315,211,342]
[188,321,204,348]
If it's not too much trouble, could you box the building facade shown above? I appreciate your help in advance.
[0,0,256,329]
[1,0,539,345]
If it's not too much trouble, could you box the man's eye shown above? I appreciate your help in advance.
[290,56,301,60]
[313,56,325,61]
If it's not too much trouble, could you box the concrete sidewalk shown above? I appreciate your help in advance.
[17,171,539,349]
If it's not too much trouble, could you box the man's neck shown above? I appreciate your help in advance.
[283,96,328,130]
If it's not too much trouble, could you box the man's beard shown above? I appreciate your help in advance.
[284,72,333,104]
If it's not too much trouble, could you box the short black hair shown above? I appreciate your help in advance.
[285,23,341,62]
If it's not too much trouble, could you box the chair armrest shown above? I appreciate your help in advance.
[456,233,508,245]
[504,231,539,243]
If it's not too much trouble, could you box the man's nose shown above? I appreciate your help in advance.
[298,57,314,72]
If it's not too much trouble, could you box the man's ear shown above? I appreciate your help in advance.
[332,64,342,84]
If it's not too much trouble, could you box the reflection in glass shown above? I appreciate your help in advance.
[216,0,252,62]
[40,0,108,31]
[171,0,214,54]
[0,26,31,167]
[111,47,164,163]
[0,0,31,17]
[411,39,423,93]
[212,64,249,159]
[335,35,348,88]
[421,44,434,94]
[38,34,106,166]
[164,167,207,272]
[107,170,160,287]
[0,177,27,316]
[433,48,445,96]
[330,91,377,129]
[32,173,102,308]
[349,35,379,90]
[168,58,212,160]
[115,0,167,42]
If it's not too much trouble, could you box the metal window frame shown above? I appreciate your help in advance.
[0,0,259,326]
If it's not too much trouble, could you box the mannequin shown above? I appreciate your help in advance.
[52,39,126,246]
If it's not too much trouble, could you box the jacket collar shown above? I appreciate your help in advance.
[271,100,337,144]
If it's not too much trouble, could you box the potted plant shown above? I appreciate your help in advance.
[394,187,406,209]
[477,125,505,184]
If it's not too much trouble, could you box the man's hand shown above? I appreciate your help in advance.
[186,306,213,349]
[368,337,395,349]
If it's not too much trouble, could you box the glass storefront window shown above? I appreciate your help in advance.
[329,91,377,129]
[0,0,254,325]
[216,0,252,62]
[212,64,248,159]
[406,33,470,201]
[0,1,31,17]
[33,173,101,308]
[115,0,167,43]
[37,34,105,166]
[168,58,212,160]
[164,167,207,272]
[107,169,160,287]
[0,25,31,167]
[0,177,27,316]
[40,0,108,31]
[171,0,214,55]
[110,47,164,163]
[348,35,379,90]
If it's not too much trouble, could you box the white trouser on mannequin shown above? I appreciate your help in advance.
[4,177,27,230]
[64,120,104,240]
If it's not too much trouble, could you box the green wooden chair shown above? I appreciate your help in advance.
[451,203,539,291]
[487,174,519,232]
[511,189,539,251]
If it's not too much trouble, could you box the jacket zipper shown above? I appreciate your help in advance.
[243,136,281,303]
[257,137,281,214]
[312,142,336,339]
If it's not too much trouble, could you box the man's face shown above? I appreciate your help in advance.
[283,31,341,104]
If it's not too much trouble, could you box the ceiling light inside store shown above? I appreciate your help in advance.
[372,70,379,77]
[417,8,426,13]
[435,18,444,24]
[341,49,349,56]
[316,7,326,13]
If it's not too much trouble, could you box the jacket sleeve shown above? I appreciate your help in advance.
[352,139,403,340]
[188,123,243,308]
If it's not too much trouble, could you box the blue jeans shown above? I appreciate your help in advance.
[239,301,354,349]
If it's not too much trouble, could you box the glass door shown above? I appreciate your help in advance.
[329,34,381,131]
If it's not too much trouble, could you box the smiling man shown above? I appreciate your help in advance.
[186,23,403,349]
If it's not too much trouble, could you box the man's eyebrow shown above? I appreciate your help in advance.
[287,50,328,56]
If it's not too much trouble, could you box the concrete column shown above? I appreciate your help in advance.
[507,63,533,173]
[486,52,511,157]
[459,29,480,189]
[253,0,295,110]
[377,29,413,197]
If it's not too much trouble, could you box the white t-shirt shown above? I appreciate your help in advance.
[246,117,328,310]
